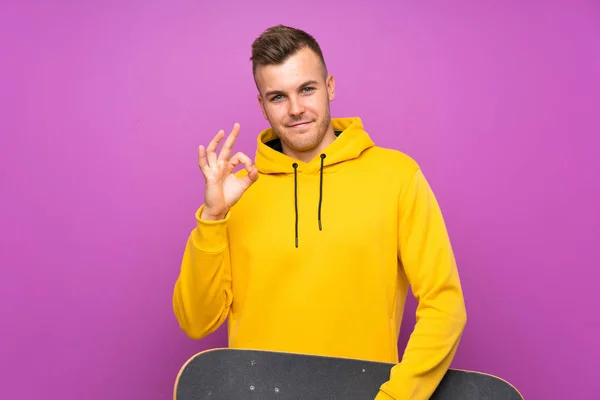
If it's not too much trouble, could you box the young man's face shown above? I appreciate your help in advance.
[255,47,336,161]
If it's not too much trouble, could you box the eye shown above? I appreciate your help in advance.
[270,94,283,102]
[302,87,315,93]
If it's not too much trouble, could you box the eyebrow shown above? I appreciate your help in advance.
[264,80,320,98]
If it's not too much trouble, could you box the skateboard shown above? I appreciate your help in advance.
[174,348,523,400]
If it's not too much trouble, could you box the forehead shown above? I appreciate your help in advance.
[255,47,325,93]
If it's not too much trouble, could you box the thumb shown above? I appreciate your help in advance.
[239,167,259,188]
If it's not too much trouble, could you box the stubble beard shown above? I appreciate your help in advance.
[273,105,332,154]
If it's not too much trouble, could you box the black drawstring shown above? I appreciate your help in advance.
[292,154,326,248]
[318,154,326,230]
[292,162,299,248]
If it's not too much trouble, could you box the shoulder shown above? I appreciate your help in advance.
[362,145,421,176]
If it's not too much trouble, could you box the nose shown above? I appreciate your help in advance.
[287,96,305,117]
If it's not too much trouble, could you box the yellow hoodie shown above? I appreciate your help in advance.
[173,117,466,399]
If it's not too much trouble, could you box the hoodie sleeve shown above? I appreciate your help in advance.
[376,168,467,400]
[172,204,233,339]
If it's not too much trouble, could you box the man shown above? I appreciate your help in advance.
[173,25,467,399]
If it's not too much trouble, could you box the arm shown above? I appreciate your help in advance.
[173,122,258,339]
[376,168,467,399]
[172,204,233,339]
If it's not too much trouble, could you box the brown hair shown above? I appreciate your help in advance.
[250,24,327,79]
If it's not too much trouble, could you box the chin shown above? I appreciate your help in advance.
[295,138,321,151]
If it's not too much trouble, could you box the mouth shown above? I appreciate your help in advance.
[288,121,313,128]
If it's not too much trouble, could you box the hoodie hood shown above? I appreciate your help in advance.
[255,117,375,175]
[253,117,375,247]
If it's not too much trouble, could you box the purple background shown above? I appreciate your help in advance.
[1,1,598,399]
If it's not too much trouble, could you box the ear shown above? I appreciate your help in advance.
[326,74,335,102]
[257,93,268,120]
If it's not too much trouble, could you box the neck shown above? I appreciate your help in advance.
[283,126,337,164]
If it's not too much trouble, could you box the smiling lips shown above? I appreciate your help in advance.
[288,121,313,128]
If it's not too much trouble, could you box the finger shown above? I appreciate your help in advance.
[224,152,252,175]
[239,166,259,188]
[233,152,253,171]
[218,123,241,162]
[198,145,209,175]
[225,152,252,175]
[247,167,259,182]
[206,130,225,167]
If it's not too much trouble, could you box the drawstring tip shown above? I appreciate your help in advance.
[318,220,322,230]
[295,237,298,248]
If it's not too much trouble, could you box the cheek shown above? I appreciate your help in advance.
[306,94,327,113]
[265,104,286,122]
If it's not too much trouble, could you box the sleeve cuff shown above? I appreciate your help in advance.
[191,205,231,252]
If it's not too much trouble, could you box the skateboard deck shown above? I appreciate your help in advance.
[174,348,523,400]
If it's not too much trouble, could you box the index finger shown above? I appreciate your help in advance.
[218,123,241,162]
